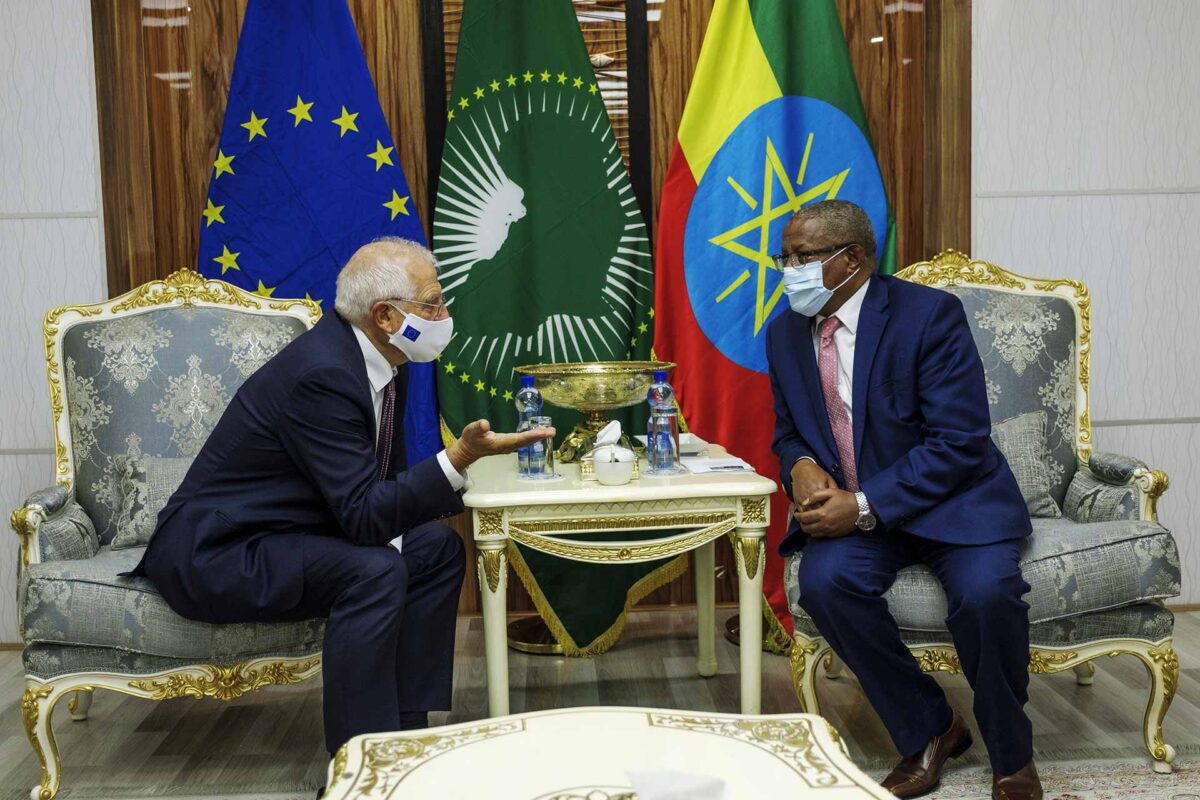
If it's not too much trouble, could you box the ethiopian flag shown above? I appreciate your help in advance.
[435,0,667,655]
[654,0,894,637]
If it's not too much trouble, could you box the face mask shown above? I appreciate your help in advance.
[782,246,858,316]
[387,305,454,362]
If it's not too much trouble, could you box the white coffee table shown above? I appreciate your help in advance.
[324,707,891,799]
[462,449,776,716]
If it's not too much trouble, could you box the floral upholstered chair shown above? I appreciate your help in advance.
[10,269,322,799]
[785,250,1181,773]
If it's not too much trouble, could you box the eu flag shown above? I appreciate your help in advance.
[198,0,440,465]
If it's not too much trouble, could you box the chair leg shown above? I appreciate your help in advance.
[825,652,845,680]
[788,636,828,717]
[1139,642,1178,774]
[1073,662,1095,686]
[22,684,63,800]
[67,689,93,721]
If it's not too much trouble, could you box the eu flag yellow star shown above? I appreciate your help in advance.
[506,75,517,87]
[367,140,395,171]
[573,76,583,89]
[287,95,314,126]
[502,390,514,402]
[556,72,568,84]
[444,361,456,374]
[253,280,275,297]
[332,106,359,137]
[474,380,486,392]
[523,71,534,83]
[540,70,551,82]
[638,322,648,334]
[213,150,235,179]
[488,386,498,397]
[202,199,225,227]
[213,245,240,274]
[459,371,471,384]
[458,97,469,110]
[473,86,485,99]
[383,190,410,220]
[489,80,501,92]
[589,83,599,95]
[240,110,268,141]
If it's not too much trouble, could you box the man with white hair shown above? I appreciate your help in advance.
[133,237,549,755]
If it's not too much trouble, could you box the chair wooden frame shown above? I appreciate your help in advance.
[11,269,323,800]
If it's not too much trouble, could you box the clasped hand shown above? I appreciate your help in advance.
[446,419,555,473]
[790,460,858,538]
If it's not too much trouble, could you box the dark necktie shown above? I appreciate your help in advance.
[376,379,395,481]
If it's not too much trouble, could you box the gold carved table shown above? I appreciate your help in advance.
[324,707,891,799]
[462,449,776,717]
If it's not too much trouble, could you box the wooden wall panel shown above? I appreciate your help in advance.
[92,0,970,616]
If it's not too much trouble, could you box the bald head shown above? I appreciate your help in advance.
[334,237,439,324]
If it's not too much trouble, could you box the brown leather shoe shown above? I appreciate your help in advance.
[992,761,1042,800]
[881,713,973,798]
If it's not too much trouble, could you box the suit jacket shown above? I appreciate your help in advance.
[767,275,1031,555]
[132,312,464,622]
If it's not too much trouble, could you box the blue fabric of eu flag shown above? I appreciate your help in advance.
[198,0,440,465]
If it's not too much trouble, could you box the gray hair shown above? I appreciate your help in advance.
[791,200,877,259]
[333,236,438,323]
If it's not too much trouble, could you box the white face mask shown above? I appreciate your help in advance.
[781,246,858,317]
[386,305,454,362]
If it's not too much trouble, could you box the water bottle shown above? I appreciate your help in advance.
[514,375,542,476]
[646,370,681,475]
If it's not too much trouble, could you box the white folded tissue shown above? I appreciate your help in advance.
[680,456,753,474]
[592,420,637,485]
[625,769,731,800]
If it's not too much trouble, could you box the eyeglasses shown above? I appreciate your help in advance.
[770,242,858,271]
[386,296,448,318]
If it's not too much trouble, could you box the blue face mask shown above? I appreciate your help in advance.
[782,246,858,317]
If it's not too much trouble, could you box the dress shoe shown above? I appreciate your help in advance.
[881,713,973,798]
[992,761,1042,800]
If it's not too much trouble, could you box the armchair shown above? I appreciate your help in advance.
[785,251,1181,772]
[11,269,323,799]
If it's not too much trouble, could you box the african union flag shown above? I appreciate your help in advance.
[197,0,439,464]
[654,0,894,639]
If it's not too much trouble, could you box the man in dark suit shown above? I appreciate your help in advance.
[766,201,1041,799]
[134,238,549,756]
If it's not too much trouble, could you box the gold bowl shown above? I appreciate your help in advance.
[515,360,675,462]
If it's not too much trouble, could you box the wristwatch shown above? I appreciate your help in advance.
[854,491,877,531]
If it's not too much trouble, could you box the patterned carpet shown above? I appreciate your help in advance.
[915,757,1200,800]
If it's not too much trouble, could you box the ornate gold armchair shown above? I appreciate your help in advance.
[785,251,1181,772]
[11,270,323,799]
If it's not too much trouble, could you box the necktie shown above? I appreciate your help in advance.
[818,316,859,491]
[376,379,395,481]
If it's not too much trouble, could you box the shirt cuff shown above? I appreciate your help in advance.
[437,449,468,491]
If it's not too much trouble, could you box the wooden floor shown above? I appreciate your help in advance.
[1,608,1199,799]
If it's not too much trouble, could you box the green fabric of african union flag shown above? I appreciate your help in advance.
[433,0,666,655]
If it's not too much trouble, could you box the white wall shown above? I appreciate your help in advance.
[0,0,107,642]
[973,1,1199,603]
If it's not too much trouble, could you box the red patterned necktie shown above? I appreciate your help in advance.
[818,316,859,491]
[376,379,395,481]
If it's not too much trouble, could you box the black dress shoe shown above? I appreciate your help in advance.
[881,713,973,798]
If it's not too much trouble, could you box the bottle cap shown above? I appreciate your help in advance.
[521,375,535,388]
[653,370,667,381]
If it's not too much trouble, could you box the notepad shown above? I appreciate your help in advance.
[680,456,753,474]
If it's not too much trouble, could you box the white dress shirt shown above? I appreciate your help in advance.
[352,326,466,551]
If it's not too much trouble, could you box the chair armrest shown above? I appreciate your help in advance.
[9,486,99,570]
[1064,454,1170,523]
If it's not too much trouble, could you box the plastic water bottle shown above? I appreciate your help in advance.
[514,375,542,476]
[646,370,681,474]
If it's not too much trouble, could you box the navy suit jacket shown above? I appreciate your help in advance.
[767,275,1031,556]
[132,313,464,622]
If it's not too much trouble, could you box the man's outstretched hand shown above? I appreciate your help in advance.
[446,419,556,473]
